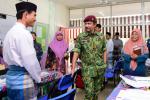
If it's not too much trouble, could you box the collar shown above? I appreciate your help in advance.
[86,32,99,36]
[16,22,26,29]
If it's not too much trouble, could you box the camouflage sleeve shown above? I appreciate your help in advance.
[73,34,82,54]
[102,37,106,52]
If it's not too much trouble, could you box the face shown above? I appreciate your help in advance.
[131,31,139,42]
[95,27,101,32]
[106,34,111,40]
[25,11,36,27]
[84,21,96,33]
[114,35,119,39]
[31,33,36,41]
[56,34,63,41]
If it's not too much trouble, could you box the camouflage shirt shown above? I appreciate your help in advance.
[74,32,106,66]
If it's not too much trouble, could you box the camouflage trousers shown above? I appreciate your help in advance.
[82,65,106,100]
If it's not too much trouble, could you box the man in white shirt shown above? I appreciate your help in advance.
[3,1,41,100]
[106,32,114,69]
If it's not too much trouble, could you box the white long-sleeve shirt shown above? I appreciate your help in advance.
[106,39,114,53]
[3,22,41,83]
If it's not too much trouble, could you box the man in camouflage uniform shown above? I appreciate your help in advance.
[72,15,106,100]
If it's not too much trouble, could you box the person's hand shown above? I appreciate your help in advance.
[64,53,69,60]
[131,53,138,60]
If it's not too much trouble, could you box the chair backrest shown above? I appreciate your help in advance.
[58,74,74,91]
[114,59,124,70]
[49,88,76,100]
[104,58,124,78]
[104,68,114,78]
[38,96,48,100]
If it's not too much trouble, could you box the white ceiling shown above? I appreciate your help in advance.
[54,0,149,9]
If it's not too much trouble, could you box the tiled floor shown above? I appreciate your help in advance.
[75,80,116,100]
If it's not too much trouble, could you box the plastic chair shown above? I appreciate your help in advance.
[104,58,124,85]
[38,95,48,100]
[48,74,74,98]
[58,74,74,91]
[113,58,124,84]
[49,88,76,100]
[38,88,76,100]
[38,74,74,100]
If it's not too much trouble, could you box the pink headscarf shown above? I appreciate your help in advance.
[49,31,68,65]
[123,29,148,70]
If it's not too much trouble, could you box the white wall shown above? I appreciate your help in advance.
[0,0,69,43]
[112,3,141,16]
[0,0,18,16]
[0,0,50,24]
[48,0,69,43]
[70,2,150,19]
[55,3,69,28]
[28,0,50,24]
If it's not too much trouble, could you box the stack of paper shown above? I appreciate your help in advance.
[120,75,150,88]
[116,89,150,100]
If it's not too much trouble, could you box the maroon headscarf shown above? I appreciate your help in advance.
[49,31,68,64]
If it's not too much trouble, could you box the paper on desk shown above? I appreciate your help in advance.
[116,89,150,100]
[131,76,150,81]
[120,75,150,88]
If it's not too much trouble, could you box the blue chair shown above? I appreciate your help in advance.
[38,74,74,100]
[58,74,74,91]
[113,58,124,84]
[38,88,76,100]
[49,88,76,100]
[49,74,74,98]
[38,96,48,100]
[104,58,124,85]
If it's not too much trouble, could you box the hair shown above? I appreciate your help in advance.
[31,31,36,36]
[96,24,101,28]
[106,32,111,36]
[16,10,34,20]
[74,38,77,41]
[115,32,119,36]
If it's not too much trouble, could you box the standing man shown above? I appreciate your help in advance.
[113,32,123,63]
[106,32,114,69]
[3,2,41,100]
[72,15,106,100]
[95,24,105,40]
[31,31,43,62]
[95,24,102,33]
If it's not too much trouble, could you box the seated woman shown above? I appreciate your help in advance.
[45,31,68,74]
[123,29,148,76]
[38,31,68,97]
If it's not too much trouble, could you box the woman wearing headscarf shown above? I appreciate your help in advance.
[45,31,69,74]
[38,31,68,97]
[123,29,148,76]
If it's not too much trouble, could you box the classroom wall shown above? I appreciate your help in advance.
[0,0,69,44]
[70,2,150,19]
[48,0,69,42]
